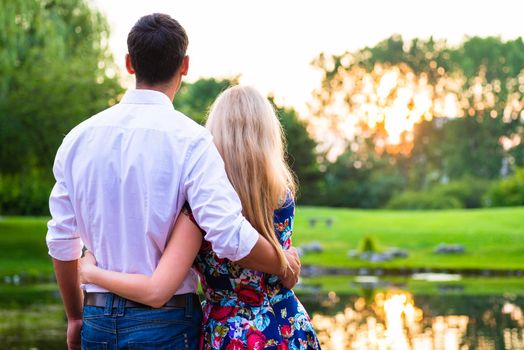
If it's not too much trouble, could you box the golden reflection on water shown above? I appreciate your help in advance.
[310,290,524,350]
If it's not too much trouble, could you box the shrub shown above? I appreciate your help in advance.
[358,235,380,253]
[431,177,491,208]
[486,168,524,207]
[0,172,52,216]
[386,190,462,210]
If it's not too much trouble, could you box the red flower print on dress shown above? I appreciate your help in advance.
[209,306,239,322]
[212,335,222,349]
[226,339,246,350]
[277,342,289,350]
[280,325,293,338]
[246,329,267,350]
[236,285,264,306]
[274,219,289,232]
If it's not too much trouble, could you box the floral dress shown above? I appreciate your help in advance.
[185,196,321,350]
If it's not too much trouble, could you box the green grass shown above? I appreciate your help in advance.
[293,206,524,270]
[0,207,523,276]
[0,217,53,277]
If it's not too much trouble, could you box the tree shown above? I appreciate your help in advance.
[310,35,524,187]
[319,148,404,208]
[487,168,524,206]
[0,0,122,173]
[0,0,122,214]
[174,77,237,124]
[272,101,321,204]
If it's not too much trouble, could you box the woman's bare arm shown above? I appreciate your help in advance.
[79,213,201,308]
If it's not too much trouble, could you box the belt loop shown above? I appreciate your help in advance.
[116,295,126,317]
[104,293,114,316]
[185,294,192,318]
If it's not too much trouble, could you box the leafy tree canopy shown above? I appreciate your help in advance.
[0,0,122,174]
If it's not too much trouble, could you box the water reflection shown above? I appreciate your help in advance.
[309,290,524,350]
[1,283,524,349]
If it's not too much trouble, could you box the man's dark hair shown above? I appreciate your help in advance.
[127,13,188,85]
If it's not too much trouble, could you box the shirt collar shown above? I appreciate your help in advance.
[120,89,174,108]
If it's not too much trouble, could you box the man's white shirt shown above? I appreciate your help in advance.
[46,89,259,293]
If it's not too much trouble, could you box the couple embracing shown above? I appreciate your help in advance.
[46,13,321,350]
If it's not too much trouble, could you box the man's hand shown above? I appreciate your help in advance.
[66,318,82,350]
[279,247,301,289]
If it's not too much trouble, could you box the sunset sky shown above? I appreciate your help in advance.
[91,0,524,115]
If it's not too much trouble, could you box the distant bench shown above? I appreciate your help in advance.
[307,217,334,228]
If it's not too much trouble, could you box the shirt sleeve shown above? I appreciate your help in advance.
[46,144,83,261]
[182,131,259,261]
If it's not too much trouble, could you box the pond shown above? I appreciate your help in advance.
[1,276,523,349]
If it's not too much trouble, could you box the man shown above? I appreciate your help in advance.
[47,13,300,350]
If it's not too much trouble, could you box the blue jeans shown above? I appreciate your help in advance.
[81,293,202,350]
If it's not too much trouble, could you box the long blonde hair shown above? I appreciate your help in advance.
[206,85,296,273]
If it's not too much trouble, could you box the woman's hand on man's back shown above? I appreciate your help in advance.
[78,250,97,284]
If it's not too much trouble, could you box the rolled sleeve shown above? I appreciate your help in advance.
[235,220,260,260]
[183,132,259,261]
[46,151,82,261]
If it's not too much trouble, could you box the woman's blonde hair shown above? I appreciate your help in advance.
[206,85,296,273]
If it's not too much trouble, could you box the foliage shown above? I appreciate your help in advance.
[430,177,491,208]
[318,150,404,208]
[409,117,506,187]
[386,176,491,210]
[358,235,380,253]
[487,168,524,206]
[0,0,122,173]
[273,101,321,204]
[3,10,524,213]
[174,77,237,124]
[386,191,462,210]
[0,0,122,215]
[0,173,51,216]
[310,35,524,199]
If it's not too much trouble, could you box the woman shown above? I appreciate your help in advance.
[79,85,321,350]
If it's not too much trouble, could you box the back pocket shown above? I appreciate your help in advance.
[129,332,189,350]
[82,337,108,350]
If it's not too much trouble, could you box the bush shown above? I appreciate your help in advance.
[358,235,381,253]
[0,173,52,216]
[386,190,462,210]
[431,177,491,208]
[486,168,524,207]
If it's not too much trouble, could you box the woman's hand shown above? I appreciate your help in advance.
[78,250,97,284]
[280,247,301,289]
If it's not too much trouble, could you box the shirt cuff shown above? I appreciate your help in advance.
[231,221,260,261]
[46,235,83,261]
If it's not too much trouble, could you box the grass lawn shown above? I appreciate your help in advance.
[0,206,523,276]
[293,206,524,270]
[0,217,53,277]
